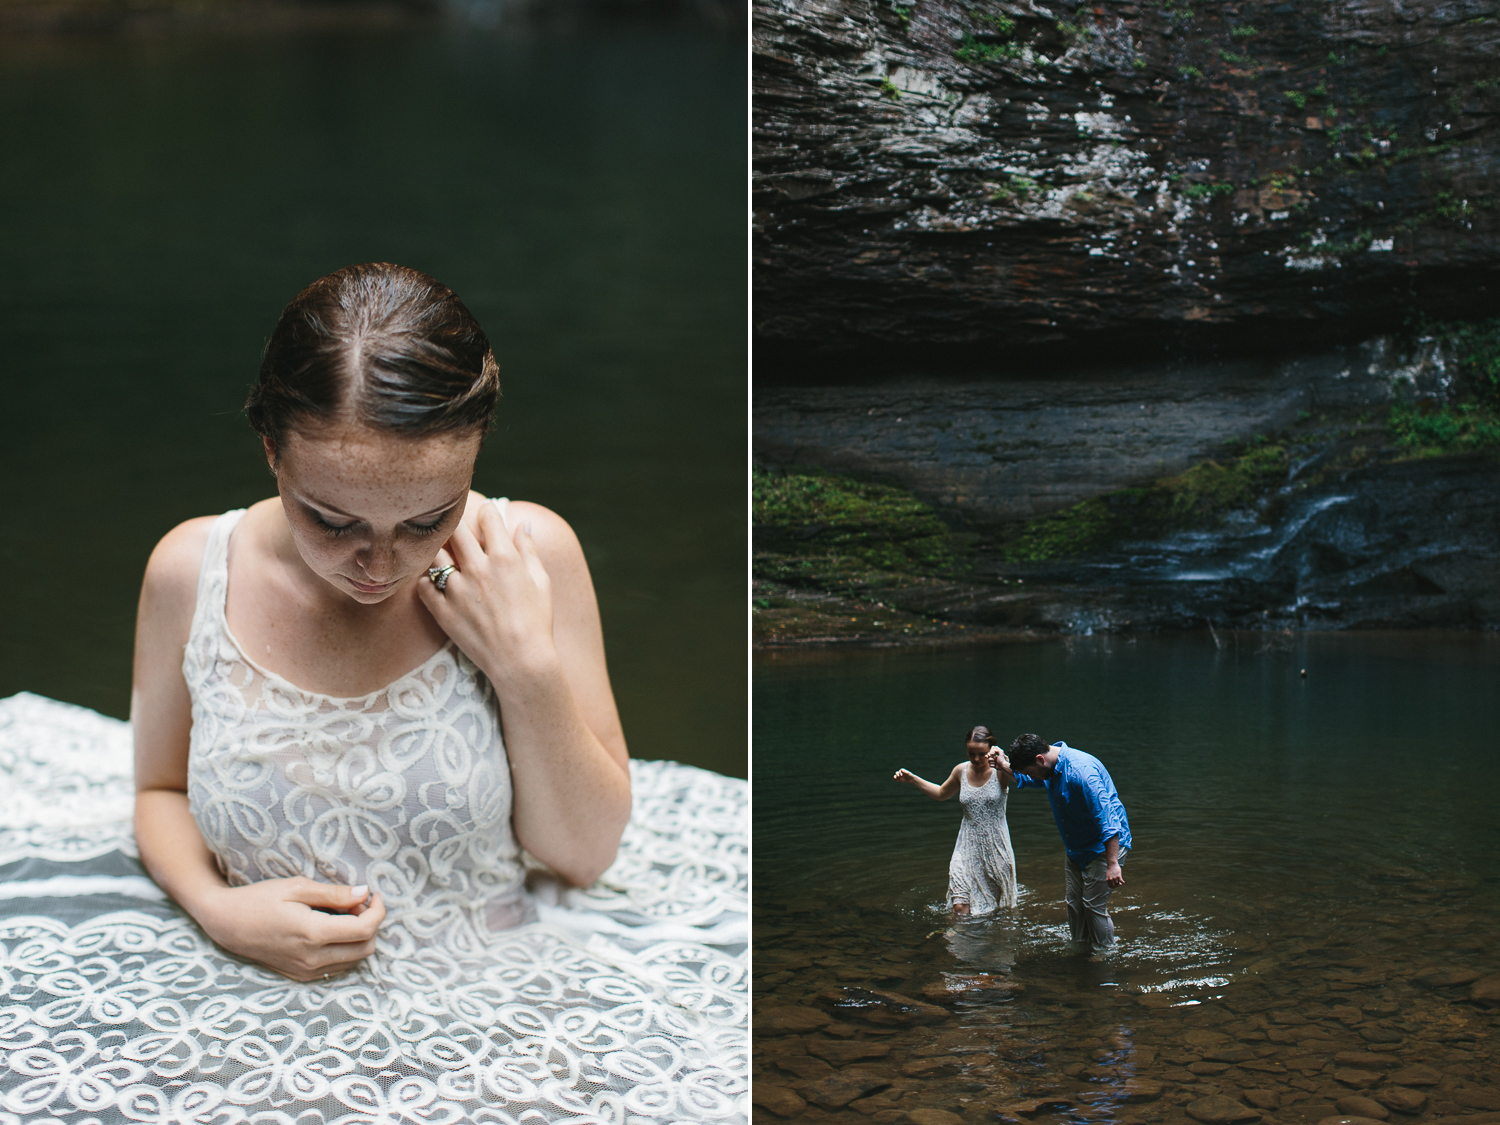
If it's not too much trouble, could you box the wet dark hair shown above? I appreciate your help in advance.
[1008,733,1052,768]
[965,725,996,748]
[246,262,500,448]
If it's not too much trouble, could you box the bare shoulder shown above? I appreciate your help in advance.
[507,500,580,552]
[143,517,218,596]
[137,516,219,647]
[473,493,587,571]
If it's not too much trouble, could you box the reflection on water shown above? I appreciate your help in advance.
[754,633,1500,1123]
[0,28,744,775]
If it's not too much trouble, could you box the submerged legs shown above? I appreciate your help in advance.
[1063,854,1122,952]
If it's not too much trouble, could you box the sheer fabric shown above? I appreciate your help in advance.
[947,769,1017,915]
[0,505,746,1125]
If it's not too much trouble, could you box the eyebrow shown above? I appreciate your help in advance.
[303,492,467,521]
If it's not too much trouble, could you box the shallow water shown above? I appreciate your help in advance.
[754,633,1500,1123]
[0,27,744,775]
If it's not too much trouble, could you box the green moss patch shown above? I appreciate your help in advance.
[753,470,955,585]
[997,442,1290,562]
[1428,316,1500,406]
[1385,318,1500,456]
[1390,402,1500,454]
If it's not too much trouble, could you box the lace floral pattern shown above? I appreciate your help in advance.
[186,509,529,955]
[0,508,747,1125]
[948,769,1016,915]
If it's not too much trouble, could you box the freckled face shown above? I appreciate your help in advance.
[966,742,990,768]
[270,424,483,604]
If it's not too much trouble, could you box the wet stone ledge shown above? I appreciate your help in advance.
[754,336,1500,640]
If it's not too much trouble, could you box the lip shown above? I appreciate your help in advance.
[348,577,396,594]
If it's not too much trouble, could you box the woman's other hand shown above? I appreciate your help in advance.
[894,768,916,783]
[197,878,385,982]
[418,501,554,674]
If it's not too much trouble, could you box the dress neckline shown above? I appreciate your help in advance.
[213,508,456,706]
[963,765,995,789]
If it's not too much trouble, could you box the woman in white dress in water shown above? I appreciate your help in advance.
[14,262,746,1124]
[893,725,1017,916]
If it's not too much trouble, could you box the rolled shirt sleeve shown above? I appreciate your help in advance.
[1024,743,1132,866]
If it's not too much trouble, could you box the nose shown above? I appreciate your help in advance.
[355,539,399,582]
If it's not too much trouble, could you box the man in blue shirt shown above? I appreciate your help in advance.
[1002,734,1132,953]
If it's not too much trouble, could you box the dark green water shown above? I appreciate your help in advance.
[0,27,745,776]
[754,633,1500,1123]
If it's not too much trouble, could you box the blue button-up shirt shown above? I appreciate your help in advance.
[1015,742,1131,866]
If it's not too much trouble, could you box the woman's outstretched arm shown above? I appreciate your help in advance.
[893,764,963,800]
[132,520,384,982]
[418,498,631,887]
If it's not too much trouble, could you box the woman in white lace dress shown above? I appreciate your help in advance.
[893,725,1017,916]
[0,264,744,1124]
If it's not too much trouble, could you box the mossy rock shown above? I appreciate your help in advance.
[997,442,1291,562]
[1389,400,1500,455]
[753,470,955,576]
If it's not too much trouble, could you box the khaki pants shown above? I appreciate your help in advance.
[1064,849,1127,952]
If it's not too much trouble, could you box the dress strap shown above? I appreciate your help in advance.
[188,509,247,645]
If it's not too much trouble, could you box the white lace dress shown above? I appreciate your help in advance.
[0,504,746,1125]
[947,768,1016,915]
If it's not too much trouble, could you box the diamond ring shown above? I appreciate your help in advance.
[428,565,457,592]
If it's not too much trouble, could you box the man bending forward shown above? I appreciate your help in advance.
[1002,734,1132,953]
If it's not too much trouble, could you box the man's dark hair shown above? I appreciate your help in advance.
[1008,733,1051,769]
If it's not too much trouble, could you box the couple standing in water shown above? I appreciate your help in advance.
[893,727,1132,954]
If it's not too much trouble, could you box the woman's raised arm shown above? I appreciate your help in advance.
[418,497,631,887]
[986,747,1017,790]
[131,520,384,982]
[893,763,963,800]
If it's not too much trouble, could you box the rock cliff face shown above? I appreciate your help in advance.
[895,453,1500,632]
[754,0,1500,362]
[756,335,1448,522]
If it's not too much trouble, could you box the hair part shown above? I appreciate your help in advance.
[965,725,996,748]
[246,262,500,448]
[1008,732,1051,768]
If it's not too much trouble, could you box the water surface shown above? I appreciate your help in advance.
[755,633,1500,1122]
[0,27,744,775]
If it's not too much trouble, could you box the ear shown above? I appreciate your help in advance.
[263,436,278,474]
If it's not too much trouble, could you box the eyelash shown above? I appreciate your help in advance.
[311,512,452,537]
[313,514,357,537]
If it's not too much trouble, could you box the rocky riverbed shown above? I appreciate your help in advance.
[754,877,1500,1125]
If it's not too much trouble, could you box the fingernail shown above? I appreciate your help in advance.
[351,884,368,901]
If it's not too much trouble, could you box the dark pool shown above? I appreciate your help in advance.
[0,25,745,776]
[754,633,1500,1124]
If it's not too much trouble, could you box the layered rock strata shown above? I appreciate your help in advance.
[756,336,1447,523]
[754,0,1500,360]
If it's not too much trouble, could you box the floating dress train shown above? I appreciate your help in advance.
[0,504,746,1125]
[947,769,1016,915]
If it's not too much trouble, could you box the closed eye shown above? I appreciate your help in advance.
[312,512,358,537]
[406,503,464,536]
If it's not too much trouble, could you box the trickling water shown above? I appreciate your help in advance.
[754,633,1500,1123]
